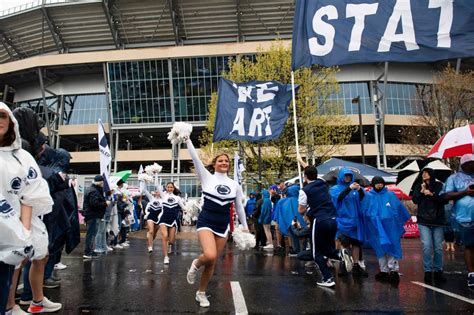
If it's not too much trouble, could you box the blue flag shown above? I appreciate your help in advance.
[292,0,474,69]
[213,78,296,143]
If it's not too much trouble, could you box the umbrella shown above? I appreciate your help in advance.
[396,160,451,195]
[322,169,370,186]
[428,124,474,159]
[109,170,132,186]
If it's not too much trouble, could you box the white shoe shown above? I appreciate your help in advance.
[10,305,27,315]
[340,248,353,273]
[164,256,170,264]
[195,291,210,307]
[263,244,274,250]
[28,297,62,313]
[187,259,200,284]
[107,246,114,252]
[54,262,67,270]
[121,243,130,248]
[114,244,123,249]
[148,246,153,253]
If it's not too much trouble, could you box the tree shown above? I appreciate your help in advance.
[199,41,355,186]
[401,65,474,162]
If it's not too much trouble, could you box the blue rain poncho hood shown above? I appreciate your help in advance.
[274,185,306,236]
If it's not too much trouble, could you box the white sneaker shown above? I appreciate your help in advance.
[187,259,200,284]
[114,244,123,249]
[121,243,130,248]
[107,246,114,252]
[340,248,353,273]
[54,262,67,270]
[164,256,170,264]
[28,297,62,313]
[195,291,210,307]
[11,305,27,315]
[263,244,274,250]
[148,246,153,253]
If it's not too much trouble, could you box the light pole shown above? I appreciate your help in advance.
[352,96,366,164]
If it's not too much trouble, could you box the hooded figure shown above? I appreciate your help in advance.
[274,185,306,236]
[258,189,273,225]
[11,107,44,157]
[330,168,365,242]
[363,176,410,259]
[0,102,53,266]
[412,168,445,226]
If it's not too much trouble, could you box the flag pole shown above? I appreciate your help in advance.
[291,71,302,188]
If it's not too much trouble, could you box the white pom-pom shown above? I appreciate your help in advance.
[168,122,193,145]
[232,227,256,251]
[138,173,154,183]
[182,199,202,224]
[145,162,162,175]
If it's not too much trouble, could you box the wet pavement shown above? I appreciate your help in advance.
[30,231,474,314]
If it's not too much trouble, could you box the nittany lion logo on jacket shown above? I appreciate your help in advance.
[10,177,22,191]
[167,197,175,203]
[27,167,38,179]
[0,199,13,214]
[215,185,231,195]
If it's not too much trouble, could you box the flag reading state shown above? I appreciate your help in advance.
[213,78,296,143]
[98,119,112,191]
[292,0,474,69]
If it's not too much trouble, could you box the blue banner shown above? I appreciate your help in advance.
[213,78,295,143]
[292,0,474,69]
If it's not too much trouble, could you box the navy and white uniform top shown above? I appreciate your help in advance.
[143,189,163,224]
[186,139,248,237]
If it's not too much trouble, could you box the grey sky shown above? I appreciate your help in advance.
[0,0,34,12]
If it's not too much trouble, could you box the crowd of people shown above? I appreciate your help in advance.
[1,99,473,312]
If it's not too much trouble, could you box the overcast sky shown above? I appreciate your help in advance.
[0,0,35,12]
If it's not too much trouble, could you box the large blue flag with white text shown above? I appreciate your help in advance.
[292,0,474,69]
[213,78,296,143]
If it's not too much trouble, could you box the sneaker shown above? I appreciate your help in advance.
[50,274,61,282]
[164,256,170,264]
[424,271,433,283]
[358,260,366,270]
[148,246,153,254]
[120,242,130,248]
[54,262,67,270]
[375,272,389,282]
[467,272,474,287]
[339,248,353,273]
[316,277,336,287]
[11,305,27,315]
[43,278,61,289]
[114,244,123,249]
[28,297,62,313]
[19,300,32,306]
[82,254,92,259]
[263,244,274,250]
[195,291,210,307]
[187,259,200,284]
[91,252,100,258]
[107,246,114,252]
[288,251,298,257]
[389,271,400,284]
[434,271,447,283]
[352,264,369,277]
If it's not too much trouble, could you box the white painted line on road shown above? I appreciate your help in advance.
[231,281,248,315]
[411,281,474,305]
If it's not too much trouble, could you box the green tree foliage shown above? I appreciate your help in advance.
[200,41,355,186]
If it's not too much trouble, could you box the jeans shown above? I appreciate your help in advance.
[95,220,108,252]
[289,228,301,253]
[312,218,339,281]
[0,262,15,314]
[418,224,444,272]
[84,218,100,255]
[378,254,399,272]
[20,262,32,301]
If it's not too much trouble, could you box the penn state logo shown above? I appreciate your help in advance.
[10,177,22,191]
[0,199,13,214]
[27,167,38,179]
[153,201,160,206]
[24,245,33,255]
[215,185,231,195]
[167,197,175,203]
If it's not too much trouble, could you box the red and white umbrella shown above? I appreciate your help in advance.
[428,124,474,159]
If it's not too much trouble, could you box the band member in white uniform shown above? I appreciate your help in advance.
[155,182,185,264]
[184,138,248,308]
[142,189,162,254]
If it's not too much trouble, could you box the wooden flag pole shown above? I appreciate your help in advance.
[291,71,303,188]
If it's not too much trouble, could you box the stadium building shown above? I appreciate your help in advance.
[0,0,472,195]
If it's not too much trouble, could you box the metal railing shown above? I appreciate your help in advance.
[0,0,101,18]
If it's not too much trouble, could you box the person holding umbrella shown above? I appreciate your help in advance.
[442,154,474,288]
[412,168,447,284]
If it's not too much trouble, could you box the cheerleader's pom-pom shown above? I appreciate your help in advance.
[138,173,154,183]
[232,227,256,251]
[168,122,193,145]
[145,162,162,175]
[183,199,202,224]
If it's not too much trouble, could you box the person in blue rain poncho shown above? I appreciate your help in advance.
[274,185,306,253]
[258,189,274,250]
[330,168,367,277]
[363,176,410,285]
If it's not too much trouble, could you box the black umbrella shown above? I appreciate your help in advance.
[396,159,452,195]
[322,169,370,187]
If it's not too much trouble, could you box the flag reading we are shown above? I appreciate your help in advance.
[213,78,296,143]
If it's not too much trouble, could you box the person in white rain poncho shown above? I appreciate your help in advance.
[0,102,61,314]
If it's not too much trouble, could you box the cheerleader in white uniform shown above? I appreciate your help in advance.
[156,182,185,264]
[143,189,162,254]
[184,138,248,308]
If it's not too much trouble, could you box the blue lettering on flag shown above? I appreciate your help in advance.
[213,78,297,143]
[292,0,474,69]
